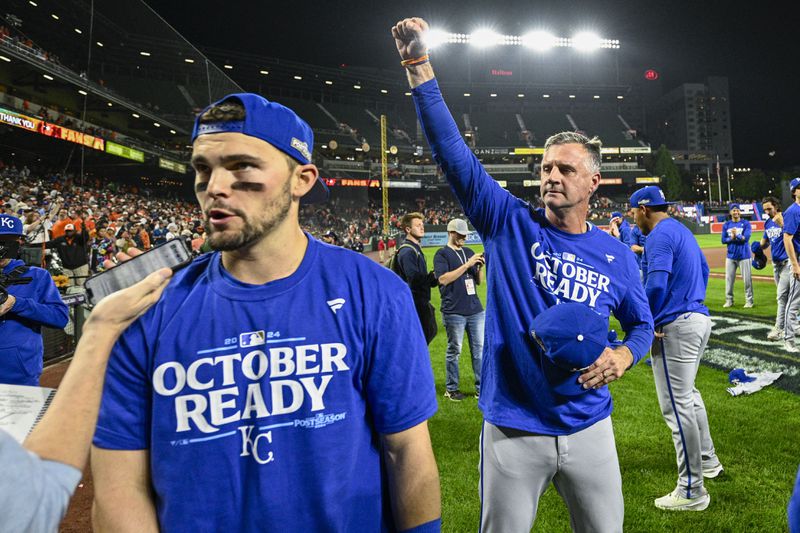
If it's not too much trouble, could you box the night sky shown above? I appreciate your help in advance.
[155,0,798,172]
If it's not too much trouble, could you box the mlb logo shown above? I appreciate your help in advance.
[563,252,576,262]
[240,330,266,348]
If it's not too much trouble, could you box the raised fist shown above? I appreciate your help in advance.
[391,18,429,60]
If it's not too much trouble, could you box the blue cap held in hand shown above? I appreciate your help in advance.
[530,302,609,397]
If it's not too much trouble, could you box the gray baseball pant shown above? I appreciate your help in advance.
[725,258,753,304]
[479,417,623,533]
[774,259,791,330]
[651,313,720,499]
[784,259,800,341]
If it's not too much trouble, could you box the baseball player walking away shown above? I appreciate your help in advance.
[631,185,723,511]
[393,17,654,532]
[721,203,753,308]
[757,197,789,341]
[782,178,800,353]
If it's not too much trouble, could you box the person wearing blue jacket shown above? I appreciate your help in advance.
[393,18,654,532]
[0,213,68,385]
[721,203,753,308]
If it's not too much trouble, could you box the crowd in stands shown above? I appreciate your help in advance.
[0,162,469,278]
[1,158,754,285]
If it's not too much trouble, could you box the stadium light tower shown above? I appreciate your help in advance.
[423,28,452,49]
[571,32,603,52]
[426,28,620,50]
[470,28,503,48]
[521,31,558,51]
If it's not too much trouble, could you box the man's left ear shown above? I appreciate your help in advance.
[590,173,601,195]
[292,164,319,200]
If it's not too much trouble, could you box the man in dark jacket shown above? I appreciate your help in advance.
[0,214,68,385]
[396,212,438,344]
[47,223,90,287]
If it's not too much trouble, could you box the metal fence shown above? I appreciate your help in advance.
[43,292,86,364]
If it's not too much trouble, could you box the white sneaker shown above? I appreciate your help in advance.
[654,488,710,511]
[703,463,725,479]
[722,301,733,308]
[767,328,782,341]
[786,340,799,353]
[743,302,754,308]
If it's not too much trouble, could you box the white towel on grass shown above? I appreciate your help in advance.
[726,371,782,396]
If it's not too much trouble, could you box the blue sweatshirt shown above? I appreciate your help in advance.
[721,219,751,260]
[413,79,653,435]
[0,259,69,385]
[763,218,788,262]
[644,218,710,327]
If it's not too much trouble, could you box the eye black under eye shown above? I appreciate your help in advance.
[231,182,265,192]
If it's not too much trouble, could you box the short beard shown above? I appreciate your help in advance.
[205,180,292,251]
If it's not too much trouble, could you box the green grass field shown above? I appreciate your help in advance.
[420,242,799,532]
[694,233,727,249]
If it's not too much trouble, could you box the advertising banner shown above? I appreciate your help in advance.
[158,158,187,173]
[420,231,483,247]
[106,141,145,162]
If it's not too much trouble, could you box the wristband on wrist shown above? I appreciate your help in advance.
[399,518,441,533]
[401,54,430,67]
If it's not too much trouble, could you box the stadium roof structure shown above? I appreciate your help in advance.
[1,0,241,134]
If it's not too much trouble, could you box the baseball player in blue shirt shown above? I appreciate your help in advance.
[608,210,632,244]
[393,18,654,532]
[627,223,648,282]
[631,185,722,511]
[757,197,789,341]
[721,203,753,308]
[782,178,800,352]
[91,93,441,532]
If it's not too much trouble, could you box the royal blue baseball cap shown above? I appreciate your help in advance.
[728,368,756,384]
[192,93,329,204]
[610,211,623,219]
[629,185,674,208]
[0,214,23,236]
[791,177,800,192]
[530,302,609,397]
[729,203,740,211]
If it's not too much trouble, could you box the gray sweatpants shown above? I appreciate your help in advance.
[725,258,753,304]
[651,313,720,499]
[479,417,623,533]
[774,259,791,330]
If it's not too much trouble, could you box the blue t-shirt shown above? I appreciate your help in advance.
[721,219,751,260]
[433,246,483,316]
[783,203,800,254]
[618,219,632,244]
[763,217,788,262]
[94,236,437,532]
[413,79,653,436]
[626,225,647,274]
[644,218,710,327]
